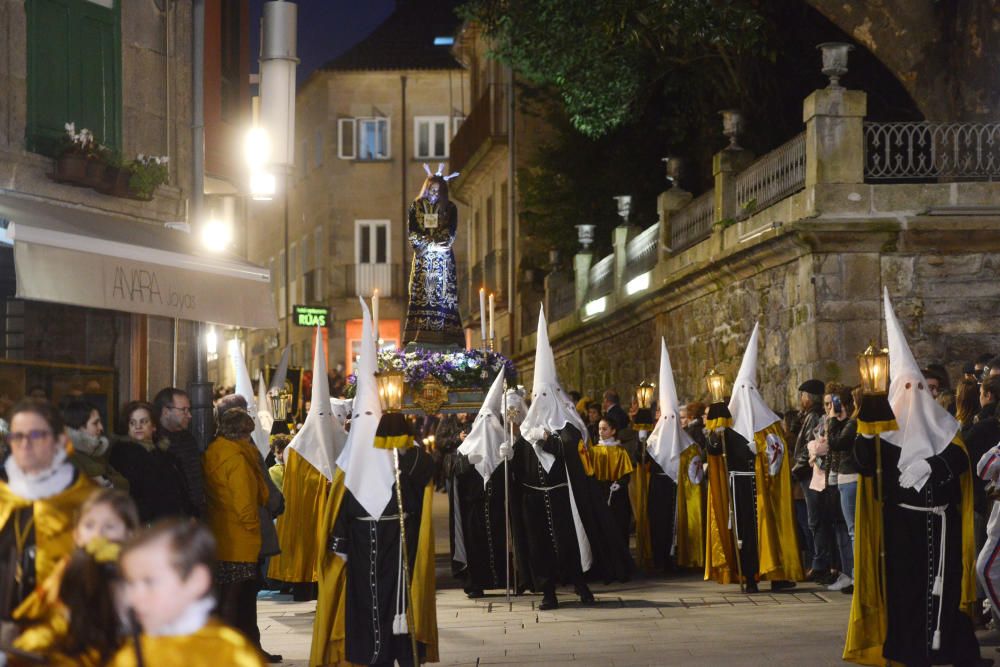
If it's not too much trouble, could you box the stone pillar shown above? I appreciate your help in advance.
[613,224,638,293]
[574,251,593,309]
[713,148,754,225]
[658,187,693,255]
[802,87,867,186]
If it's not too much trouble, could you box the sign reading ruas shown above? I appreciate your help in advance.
[294,305,329,327]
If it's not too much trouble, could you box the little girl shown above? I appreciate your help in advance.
[10,488,139,666]
[109,518,265,666]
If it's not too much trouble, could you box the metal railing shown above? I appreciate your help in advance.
[735,132,806,217]
[546,273,576,322]
[624,222,660,282]
[349,263,397,298]
[865,121,1000,180]
[586,254,614,302]
[450,84,510,175]
[670,190,715,252]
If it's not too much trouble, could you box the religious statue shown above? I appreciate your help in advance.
[403,165,464,348]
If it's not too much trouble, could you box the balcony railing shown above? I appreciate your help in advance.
[670,190,715,252]
[735,132,806,218]
[586,254,614,302]
[624,222,660,282]
[450,84,509,175]
[547,273,576,322]
[865,121,1000,181]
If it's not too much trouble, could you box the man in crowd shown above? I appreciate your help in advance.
[791,378,834,584]
[153,387,206,517]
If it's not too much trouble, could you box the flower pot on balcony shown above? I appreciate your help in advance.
[53,154,88,184]
[84,159,109,189]
[97,166,133,198]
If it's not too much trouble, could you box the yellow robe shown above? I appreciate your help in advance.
[843,435,975,666]
[704,452,738,584]
[108,620,265,666]
[309,469,439,666]
[268,448,330,582]
[751,423,803,582]
[0,474,94,592]
[675,446,705,568]
[630,460,653,571]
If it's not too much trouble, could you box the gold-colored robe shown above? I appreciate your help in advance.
[108,620,265,666]
[751,423,803,582]
[630,460,653,571]
[703,452,738,584]
[675,446,705,568]
[0,474,94,593]
[267,448,330,582]
[309,469,439,666]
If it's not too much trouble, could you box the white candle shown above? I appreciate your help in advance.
[479,287,486,345]
[488,292,495,343]
[372,289,379,342]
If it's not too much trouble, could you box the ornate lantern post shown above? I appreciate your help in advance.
[706,369,729,404]
[858,343,890,395]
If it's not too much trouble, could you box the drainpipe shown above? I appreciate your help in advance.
[400,75,408,310]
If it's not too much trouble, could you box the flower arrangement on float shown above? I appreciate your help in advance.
[343,348,516,399]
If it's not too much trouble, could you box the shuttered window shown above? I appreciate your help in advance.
[26,0,122,155]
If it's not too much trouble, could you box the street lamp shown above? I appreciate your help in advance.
[201,216,233,252]
[706,369,728,404]
[858,343,890,395]
[245,126,276,200]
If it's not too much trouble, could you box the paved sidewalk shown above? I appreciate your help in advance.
[259,573,857,666]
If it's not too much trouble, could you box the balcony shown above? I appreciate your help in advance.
[450,84,509,176]
[346,263,400,298]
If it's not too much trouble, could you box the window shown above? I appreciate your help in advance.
[220,0,241,122]
[304,268,324,303]
[485,195,495,253]
[314,128,323,167]
[453,115,465,136]
[300,235,310,274]
[314,226,324,267]
[500,181,509,242]
[356,220,390,264]
[338,117,390,160]
[414,116,449,159]
[27,0,122,154]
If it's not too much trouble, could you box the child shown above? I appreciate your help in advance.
[108,519,265,666]
[268,435,290,492]
[10,488,139,666]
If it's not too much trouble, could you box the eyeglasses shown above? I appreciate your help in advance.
[166,405,191,414]
[6,430,53,446]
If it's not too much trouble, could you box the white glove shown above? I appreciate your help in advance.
[899,459,932,491]
[499,443,514,460]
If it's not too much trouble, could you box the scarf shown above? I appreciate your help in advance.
[4,447,75,500]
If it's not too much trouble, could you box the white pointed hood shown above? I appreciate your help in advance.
[257,373,274,435]
[232,341,269,458]
[728,322,780,450]
[883,288,958,470]
[329,398,353,429]
[288,328,347,481]
[336,299,396,518]
[458,370,507,485]
[646,338,694,480]
[520,306,589,472]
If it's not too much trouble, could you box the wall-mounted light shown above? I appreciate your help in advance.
[584,297,607,318]
[625,272,650,296]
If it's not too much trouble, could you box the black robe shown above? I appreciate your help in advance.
[331,447,434,666]
[510,425,633,592]
[706,428,759,580]
[855,436,981,666]
[449,454,511,593]
[648,459,677,572]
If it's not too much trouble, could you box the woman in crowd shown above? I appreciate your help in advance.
[592,418,635,545]
[61,400,128,491]
[202,408,270,653]
[956,377,980,430]
[110,401,193,523]
[823,383,857,593]
[0,399,94,645]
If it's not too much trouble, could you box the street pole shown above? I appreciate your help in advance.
[188,0,214,450]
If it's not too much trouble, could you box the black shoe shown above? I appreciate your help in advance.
[840,584,854,595]
[263,652,282,663]
[539,595,559,611]
[466,589,485,599]
[745,581,759,594]
[770,580,796,592]
[575,583,595,605]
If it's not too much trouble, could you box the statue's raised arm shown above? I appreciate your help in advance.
[403,168,464,349]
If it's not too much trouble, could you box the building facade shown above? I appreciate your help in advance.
[245,0,469,381]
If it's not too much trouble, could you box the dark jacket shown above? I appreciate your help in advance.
[826,416,859,477]
[161,427,207,516]
[792,405,825,481]
[110,437,196,523]
[962,400,1000,515]
[257,450,285,559]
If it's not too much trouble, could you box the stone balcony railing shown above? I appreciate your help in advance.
[522,81,1000,356]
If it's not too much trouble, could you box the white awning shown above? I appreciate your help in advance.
[0,191,278,330]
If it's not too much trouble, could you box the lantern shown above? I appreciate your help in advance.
[858,343,889,395]
[636,381,656,410]
[375,370,406,413]
[706,369,728,404]
[268,389,291,420]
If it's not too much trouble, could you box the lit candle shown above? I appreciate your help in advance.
[479,287,487,345]
[372,288,379,342]
[488,292,495,343]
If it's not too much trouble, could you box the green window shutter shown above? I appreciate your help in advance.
[26,0,121,155]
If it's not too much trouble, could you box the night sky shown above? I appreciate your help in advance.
[248,0,397,86]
